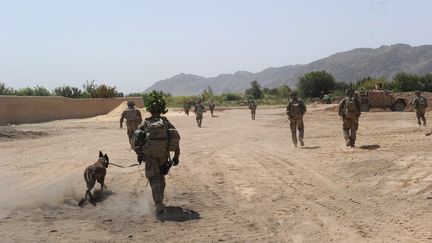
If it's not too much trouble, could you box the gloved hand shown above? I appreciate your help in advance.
[172,157,179,166]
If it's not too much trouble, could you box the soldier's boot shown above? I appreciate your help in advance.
[343,129,350,146]
[349,138,355,147]
[299,128,305,147]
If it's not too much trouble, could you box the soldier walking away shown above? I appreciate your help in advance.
[209,100,216,117]
[286,92,306,147]
[338,88,361,147]
[413,91,428,126]
[194,100,206,127]
[249,100,257,120]
[134,91,180,214]
[120,101,143,149]
[183,102,191,116]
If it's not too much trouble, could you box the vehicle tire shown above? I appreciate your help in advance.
[392,101,405,111]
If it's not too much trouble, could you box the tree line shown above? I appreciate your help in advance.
[296,71,432,99]
[0,80,122,98]
[2,71,431,103]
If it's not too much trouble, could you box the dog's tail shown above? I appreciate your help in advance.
[84,167,93,185]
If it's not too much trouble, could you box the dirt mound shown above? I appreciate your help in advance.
[0,126,47,140]
[87,101,148,122]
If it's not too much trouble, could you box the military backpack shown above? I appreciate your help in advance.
[134,117,180,157]
[125,108,139,121]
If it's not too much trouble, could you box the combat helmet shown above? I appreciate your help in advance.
[290,91,298,97]
[144,90,168,114]
[415,90,421,95]
[127,100,135,107]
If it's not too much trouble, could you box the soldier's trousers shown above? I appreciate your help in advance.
[342,118,359,145]
[144,155,167,206]
[126,121,139,149]
[196,113,203,127]
[290,118,304,145]
[251,110,256,120]
[184,109,189,116]
[416,110,426,126]
[210,109,214,117]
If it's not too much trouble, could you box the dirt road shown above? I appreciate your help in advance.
[1,105,431,242]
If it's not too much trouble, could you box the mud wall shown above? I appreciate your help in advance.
[0,96,144,125]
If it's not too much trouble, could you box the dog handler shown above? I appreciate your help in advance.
[134,91,180,214]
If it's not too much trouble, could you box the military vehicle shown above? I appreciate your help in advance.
[356,90,407,112]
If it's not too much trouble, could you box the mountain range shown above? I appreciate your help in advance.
[146,44,432,95]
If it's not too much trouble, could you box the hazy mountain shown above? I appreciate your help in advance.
[146,44,432,95]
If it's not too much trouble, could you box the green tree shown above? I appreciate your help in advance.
[201,86,214,101]
[14,85,51,96]
[224,92,242,101]
[278,85,292,98]
[420,73,432,91]
[355,76,388,90]
[245,80,263,99]
[297,71,335,98]
[392,72,422,91]
[82,80,118,98]
[0,83,14,95]
[54,86,83,98]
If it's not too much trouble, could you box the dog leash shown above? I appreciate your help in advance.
[109,162,140,168]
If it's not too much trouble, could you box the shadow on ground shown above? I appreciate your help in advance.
[359,144,380,150]
[300,146,320,150]
[79,189,115,207]
[157,206,201,222]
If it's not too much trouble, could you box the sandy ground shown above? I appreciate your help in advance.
[0,104,432,242]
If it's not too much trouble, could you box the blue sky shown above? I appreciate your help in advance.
[1,0,431,93]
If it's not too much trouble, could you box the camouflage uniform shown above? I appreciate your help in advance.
[413,92,428,126]
[183,102,191,116]
[286,95,306,147]
[338,91,361,147]
[120,103,143,149]
[136,115,180,213]
[209,101,216,117]
[194,102,206,127]
[249,101,257,120]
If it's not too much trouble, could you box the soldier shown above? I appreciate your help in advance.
[412,91,428,126]
[194,100,206,127]
[183,102,191,116]
[338,88,361,147]
[134,91,180,214]
[249,100,257,120]
[209,100,216,117]
[286,92,306,147]
[120,101,143,149]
